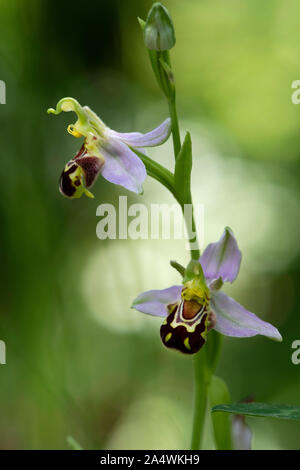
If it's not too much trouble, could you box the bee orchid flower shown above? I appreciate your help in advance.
[132,227,282,354]
[47,97,171,198]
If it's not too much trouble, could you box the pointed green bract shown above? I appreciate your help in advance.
[212,403,300,420]
[170,260,185,277]
[159,57,174,81]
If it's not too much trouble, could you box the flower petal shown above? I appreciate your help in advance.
[100,137,146,194]
[108,118,171,148]
[200,227,242,283]
[210,291,282,341]
[131,285,182,317]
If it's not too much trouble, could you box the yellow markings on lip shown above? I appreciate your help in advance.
[68,124,83,138]
[200,314,209,340]
[184,337,191,351]
[165,332,172,342]
[170,315,198,333]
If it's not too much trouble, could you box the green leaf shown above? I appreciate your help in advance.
[209,377,232,450]
[67,435,83,450]
[174,131,192,204]
[212,403,300,420]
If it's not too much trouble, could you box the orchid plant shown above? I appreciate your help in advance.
[48,2,300,451]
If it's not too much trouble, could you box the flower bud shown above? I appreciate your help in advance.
[144,3,175,51]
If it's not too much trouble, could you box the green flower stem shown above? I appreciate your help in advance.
[191,350,210,450]
[143,45,181,157]
[140,34,224,446]
[191,331,223,449]
[181,196,200,260]
[168,96,181,158]
[158,51,181,158]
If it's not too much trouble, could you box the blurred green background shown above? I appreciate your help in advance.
[0,0,300,449]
